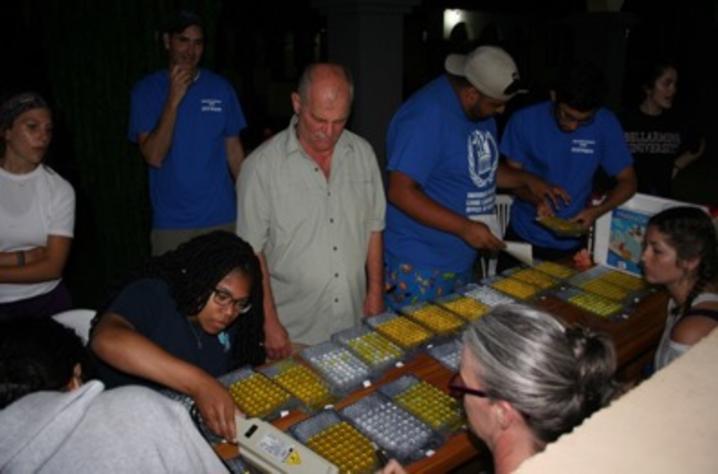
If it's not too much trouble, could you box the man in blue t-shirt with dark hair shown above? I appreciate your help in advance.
[500,61,637,262]
[128,10,247,255]
[384,46,567,310]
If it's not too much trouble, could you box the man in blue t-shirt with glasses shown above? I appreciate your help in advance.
[384,46,567,310]
[500,62,637,264]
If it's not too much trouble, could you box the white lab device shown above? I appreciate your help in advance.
[235,415,339,474]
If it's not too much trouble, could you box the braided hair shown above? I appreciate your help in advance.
[0,318,92,409]
[647,206,718,318]
[462,304,619,446]
[94,231,265,367]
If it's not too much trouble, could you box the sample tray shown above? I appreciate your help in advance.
[576,265,649,292]
[503,266,561,290]
[553,287,629,320]
[340,392,442,464]
[484,275,543,301]
[433,293,490,322]
[399,302,466,336]
[537,215,588,237]
[365,312,434,351]
[332,326,404,373]
[379,375,464,434]
[457,283,515,307]
[531,260,577,280]
[300,342,372,395]
[290,410,378,474]
[219,367,295,420]
[259,359,336,411]
[426,337,462,372]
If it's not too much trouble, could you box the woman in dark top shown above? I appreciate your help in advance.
[90,231,264,441]
[620,60,704,197]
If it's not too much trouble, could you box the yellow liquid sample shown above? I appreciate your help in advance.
[306,421,377,474]
[229,373,291,419]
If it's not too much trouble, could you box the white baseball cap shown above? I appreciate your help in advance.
[445,46,528,101]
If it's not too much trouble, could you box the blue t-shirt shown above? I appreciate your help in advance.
[94,278,237,389]
[128,69,247,229]
[500,101,632,250]
[385,75,499,273]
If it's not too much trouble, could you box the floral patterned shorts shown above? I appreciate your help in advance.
[383,260,473,311]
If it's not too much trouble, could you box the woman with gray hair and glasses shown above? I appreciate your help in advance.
[383,303,619,474]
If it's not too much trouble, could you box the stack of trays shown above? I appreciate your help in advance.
[259,359,336,411]
[426,337,462,372]
[219,367,294,420]
[399,302,465,336]
[332,326,404,373]
[300,342,373,395]
[434,293,490,322]
[291,411,378,474]
[340,393,442,464]
[458,283,515,307]
[365,312,433,351]
[379,375,464,434]
[484,275,542,301]
[568,265,650,305]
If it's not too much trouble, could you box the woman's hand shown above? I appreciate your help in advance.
[380,459,407,474]
[190,375,240,441]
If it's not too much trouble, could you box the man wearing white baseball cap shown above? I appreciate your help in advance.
[383,45,567,310]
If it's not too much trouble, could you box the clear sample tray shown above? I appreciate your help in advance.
[379,375,464,434]
[218,366,294,420]
[576,265,649,292]
[259,359,336,411]
[332,326,404,373]
[426,337,462,372]
[340,393,442,464]
[290,410,378,474]
[457,283,515,307]
[554,287,628,320]
[433,293,490,322]
[399,302,465,336]
[300,341,372,394]
[365,312,433,351]
[484,275,542,301]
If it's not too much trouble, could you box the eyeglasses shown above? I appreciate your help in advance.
[212,288,252,314]
[554,103,596,128]
[448,372,489,399]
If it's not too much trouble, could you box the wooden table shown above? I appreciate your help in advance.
[217,286,668,473]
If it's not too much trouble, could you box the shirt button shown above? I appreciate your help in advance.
[333,246,338,251]
[334,273,339,278]
[327,191,331,196]
[334,298,339,303]
[330,218,334,223]
[314,168,319,172]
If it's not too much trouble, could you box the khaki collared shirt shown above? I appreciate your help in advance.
[236,116,386,345]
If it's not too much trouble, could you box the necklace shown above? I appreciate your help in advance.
[187,319,203,349]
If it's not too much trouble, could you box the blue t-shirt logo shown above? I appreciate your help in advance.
[201,98,223,112]
[468,129,498,189]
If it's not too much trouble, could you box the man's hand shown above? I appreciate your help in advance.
[525,175,571,210]
[571,207,602,228]
[535,200,555,219]
[263,315,292,360]
[190,375,239,442]
[363,287,385,317]
[168,65,194,107]
[459,221,505,251]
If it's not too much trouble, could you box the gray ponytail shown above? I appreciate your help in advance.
[462,304,618,444]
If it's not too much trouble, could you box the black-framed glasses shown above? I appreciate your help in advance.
[212,288,252,314]
[554,102,596,128]
[448,372,489,399]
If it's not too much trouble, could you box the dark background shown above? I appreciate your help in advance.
[2,0,716,308]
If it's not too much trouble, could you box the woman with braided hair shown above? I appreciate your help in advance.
[641,206,718,370]
[383,304,618,474]
[90,231,264,441]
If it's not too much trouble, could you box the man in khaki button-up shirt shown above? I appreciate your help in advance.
[236,64,386,358]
